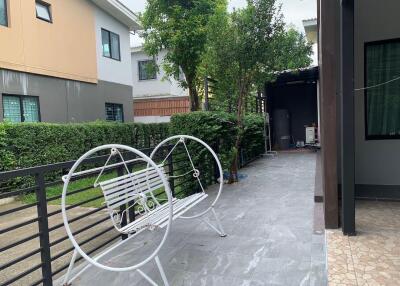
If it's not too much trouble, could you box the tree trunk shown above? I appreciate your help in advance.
[228,81,247,183]
[187,77,200,111]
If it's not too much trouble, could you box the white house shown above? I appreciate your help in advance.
[131,47,189,123]
[0,0,140,123]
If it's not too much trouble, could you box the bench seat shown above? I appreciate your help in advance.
[119,192,208,234]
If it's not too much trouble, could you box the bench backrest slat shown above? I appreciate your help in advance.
[98,164,166,211]
[106,179,165,209]
[102,172,160,198]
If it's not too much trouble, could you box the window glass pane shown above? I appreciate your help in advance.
[114,106,123,122]
[139,60,156,80]
[22,97,40,122]
[110,33,120,60]
[138,61,146,80]
[105,103,123,122]
[105,104,114,121]
[3,96,21,123]
[36,2,51,22]
[366,40,400,138]
[102,29,111,58]
[0,0,7,27]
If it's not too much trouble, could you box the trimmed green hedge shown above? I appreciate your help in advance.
[170,111,265,172]
[0,121,170,173]
[0,113,264,193]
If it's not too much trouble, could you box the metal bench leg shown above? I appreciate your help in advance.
[137,269,158,286]
[63,249,79,286]
[211,207,227,237]
[200,207,227,237]
[155,256,170,286]
[136,256,169,286]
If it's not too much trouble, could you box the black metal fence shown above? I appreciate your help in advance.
[0,143,262,286]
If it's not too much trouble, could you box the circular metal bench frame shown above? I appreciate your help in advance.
[61,136,226,286]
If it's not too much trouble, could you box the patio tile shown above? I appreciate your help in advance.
[253,270,311,286]
[168,246,212,272]
[327,201,400,286]
[199,252,261,279]
[262,240,312,260]
[54,152,327,286]
[214,234,270,256]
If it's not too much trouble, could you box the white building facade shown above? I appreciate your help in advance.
[131,47,189,123]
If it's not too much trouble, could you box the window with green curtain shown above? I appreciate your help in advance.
[0,0,8,27]
[366,39,400,139]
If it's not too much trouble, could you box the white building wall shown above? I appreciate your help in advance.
[134,116,171,123]
[131,49,188,98]
[93,5,133,87]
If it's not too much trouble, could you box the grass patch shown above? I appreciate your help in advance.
[20,171,177,209]
[21,172,116,208]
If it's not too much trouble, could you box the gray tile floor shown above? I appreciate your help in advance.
[62,152,327,286]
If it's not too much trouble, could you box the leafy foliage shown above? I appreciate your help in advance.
[200,0,312,181]
[272,27,313,71]
[0,121,170,192]
[169,111,265,172]
[140,0,221,111]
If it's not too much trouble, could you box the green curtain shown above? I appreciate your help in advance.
[366,41,400,137]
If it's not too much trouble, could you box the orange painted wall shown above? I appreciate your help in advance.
[0,0,97,83]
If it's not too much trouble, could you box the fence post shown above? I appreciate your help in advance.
[35,173,53,286]
[167,146,175,197]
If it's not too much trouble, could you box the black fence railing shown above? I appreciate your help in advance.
[0,142,262,286]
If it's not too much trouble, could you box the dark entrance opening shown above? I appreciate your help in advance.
[265,66,319,150]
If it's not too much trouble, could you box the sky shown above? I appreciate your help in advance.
[120,0,317,63]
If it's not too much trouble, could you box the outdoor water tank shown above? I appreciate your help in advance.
[273,109,290,150]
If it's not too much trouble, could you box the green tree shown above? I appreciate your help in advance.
[202,0,312,182]
[273,27,313,71]
[140,0,220,111]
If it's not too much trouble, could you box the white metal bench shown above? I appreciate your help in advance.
[61,136,226,286]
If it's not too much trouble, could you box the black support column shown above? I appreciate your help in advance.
[340,0,356,235]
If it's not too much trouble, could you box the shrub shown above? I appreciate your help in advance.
[0,121,170,192]
[0,114,265,193]
[170,111,265,172]
[0,121,170,171]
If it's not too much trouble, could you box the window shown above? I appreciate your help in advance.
[102,29,121,61]
[365,39,400,139]
[35,1,52,23]
[2,95,40,123]
[138,60,157,80]
[0,0,7,27]
[105,103,124,122]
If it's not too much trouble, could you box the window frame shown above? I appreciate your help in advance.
[2,94,41,123]
[364,37,400,140]
[101,28,121,61]
[0,0,8,27]
[105,102,124,122]
[35,0,52,23]
[138,60,157,81]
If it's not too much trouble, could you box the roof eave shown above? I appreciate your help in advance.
[91,0,142,31]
